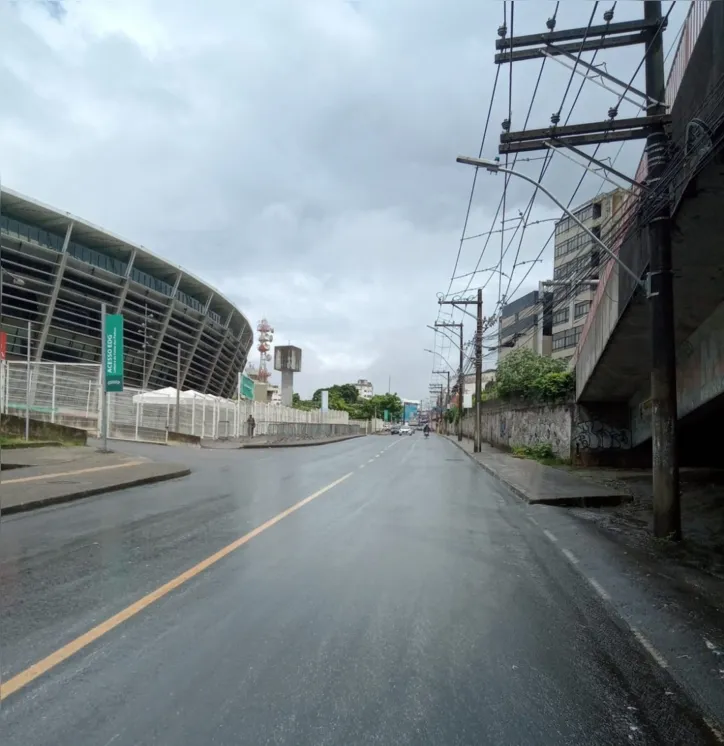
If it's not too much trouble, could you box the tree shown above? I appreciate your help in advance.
[312,384,359,408]
[309,384,403,420]
[292,392,319,411]
[495,349,574,402]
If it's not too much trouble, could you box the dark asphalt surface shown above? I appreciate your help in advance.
[0,434,719,744]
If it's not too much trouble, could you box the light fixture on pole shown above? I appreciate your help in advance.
[455,155,646,291]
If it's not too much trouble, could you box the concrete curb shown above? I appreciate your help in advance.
[445,437,627,507]
[239,434,367,450]
[2,441,67,449]
[3,467,192,516]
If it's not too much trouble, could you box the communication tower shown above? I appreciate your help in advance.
[256,318,274,383]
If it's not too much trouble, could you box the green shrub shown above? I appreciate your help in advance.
[496,349,574,403]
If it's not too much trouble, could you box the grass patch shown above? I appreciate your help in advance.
[0,436,82,448]
[512,443,569,466]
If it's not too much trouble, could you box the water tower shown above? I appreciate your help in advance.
[274,345,302,407]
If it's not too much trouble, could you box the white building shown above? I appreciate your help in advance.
[266,384,282,405]
[355,379,374,400]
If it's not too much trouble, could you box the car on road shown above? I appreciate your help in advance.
[399,425,413,435]
[390,426,400,435]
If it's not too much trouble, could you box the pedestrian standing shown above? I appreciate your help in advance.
[247,414,256,438]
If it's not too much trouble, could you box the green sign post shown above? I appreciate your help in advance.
[240,373,255,400]
[383,409,389,422]
[105,314,124,392]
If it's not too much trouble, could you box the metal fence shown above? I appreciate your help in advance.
[0,362,353,443]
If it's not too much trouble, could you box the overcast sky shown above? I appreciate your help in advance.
[0,0,687,400]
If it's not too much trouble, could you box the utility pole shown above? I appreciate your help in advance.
[645,1,679,540]
[433,369,451,434]
[475,289,483,453]
[175,342,181,433]
[494,3,679,538]
[438,293,485,451]
[434,319,464,442]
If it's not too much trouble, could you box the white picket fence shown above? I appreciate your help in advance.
[0,362,354,443]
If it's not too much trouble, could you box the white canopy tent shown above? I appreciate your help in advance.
[131,387,222,405]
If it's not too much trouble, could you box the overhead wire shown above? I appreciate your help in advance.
[497,2,605,309]
[451,2,562,302]
[461,1,602,316]
[504,0,682,331]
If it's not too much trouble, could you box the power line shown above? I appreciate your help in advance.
[501,0,680,311]
[460,2,600,311]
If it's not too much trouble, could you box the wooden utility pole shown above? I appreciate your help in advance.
[437,294,486,448]
[495,2,679,538]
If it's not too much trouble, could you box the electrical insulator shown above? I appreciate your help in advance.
[603,8,614,23]
[550,112,560,126]
[546,17,556,31]
[497,25,507,38]
[608,106,618,119]
[501,118,510,132]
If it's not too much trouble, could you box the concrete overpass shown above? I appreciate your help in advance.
[574,1,724,458]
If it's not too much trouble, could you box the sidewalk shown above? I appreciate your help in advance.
[446,435,627,506]
[1,446,190,514]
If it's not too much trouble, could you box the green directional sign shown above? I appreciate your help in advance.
[105,314,124,392]
[240,374,255,399]
[383,409,390,422]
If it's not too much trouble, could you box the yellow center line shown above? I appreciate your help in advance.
[2,460,146,485]
[0,471,354,701]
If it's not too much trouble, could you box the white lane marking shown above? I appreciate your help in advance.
[367,459,374,464]
[543,529,558,543]
[704,718,724,744]
[587,577,611,602]
[528,516,540,527]
[358,465,365,470]
[631,626,668,669]
[561,548,579,565]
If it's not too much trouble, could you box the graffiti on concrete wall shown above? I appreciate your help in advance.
[573,420,631,451]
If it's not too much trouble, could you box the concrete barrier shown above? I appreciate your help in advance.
[0,414,87,445]
[167,431,202,447]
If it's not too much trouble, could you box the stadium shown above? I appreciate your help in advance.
[0,188,253,399]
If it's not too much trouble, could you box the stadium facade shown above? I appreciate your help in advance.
[0,188,253,398]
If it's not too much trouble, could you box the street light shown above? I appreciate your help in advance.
[455,155,645,290]
[426,325,462,352]
[423,348,456,374]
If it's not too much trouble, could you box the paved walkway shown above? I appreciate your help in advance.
[1,446,190,514]
[446,436,627,506]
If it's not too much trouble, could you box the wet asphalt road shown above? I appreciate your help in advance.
[0,435,718,745]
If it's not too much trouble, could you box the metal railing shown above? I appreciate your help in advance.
[0,361,351,443]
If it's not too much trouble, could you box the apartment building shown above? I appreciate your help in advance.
[549,188,628,364]
[498,286,553,362]
[354,379,374,399]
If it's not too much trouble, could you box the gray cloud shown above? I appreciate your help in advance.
[0,1,688,401]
